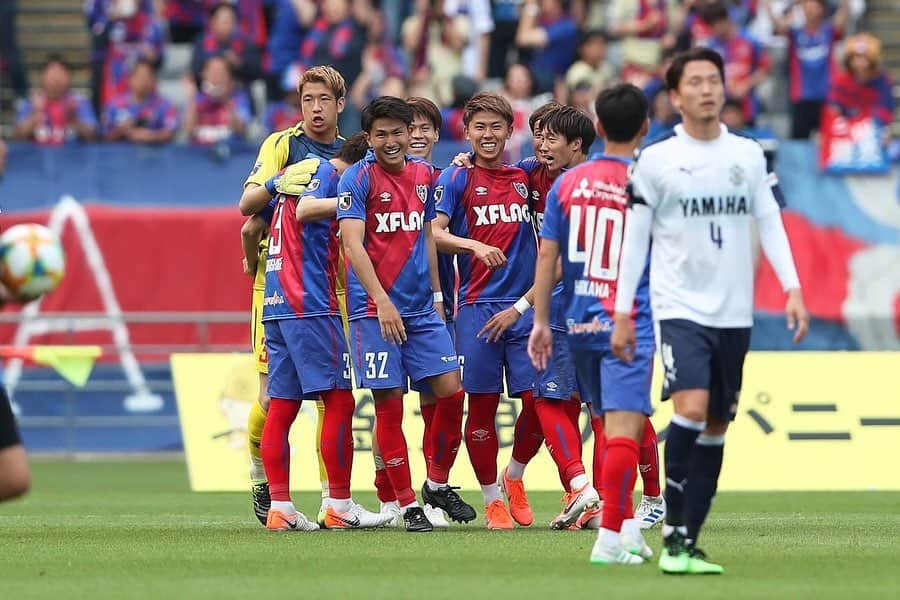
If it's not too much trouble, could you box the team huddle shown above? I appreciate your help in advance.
[237,48,809,574]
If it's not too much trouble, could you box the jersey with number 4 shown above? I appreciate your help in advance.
[336,153,437,320]
[262,159,342,321]
[628,125,783,328]
[435,164,537,305]
[541,154,652,349]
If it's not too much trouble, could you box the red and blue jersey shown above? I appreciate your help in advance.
[102,91,178,136]
[702,33,770,122]
[337,153,437,320]
[99,10,165,106]
[827,70,895,124]
[263,159,342,321]
[16,92,98,146]
[264,101,303,132]
[435,164,537,306]
[636,0,667,39]
[540,154,652,349]
[190,89,252,145]
[788,24,841,102]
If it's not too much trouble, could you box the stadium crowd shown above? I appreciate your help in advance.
[0,0,893,150]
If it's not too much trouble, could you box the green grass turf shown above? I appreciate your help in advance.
[1,461,898,600]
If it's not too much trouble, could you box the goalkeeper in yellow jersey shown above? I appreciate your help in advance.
[239,65,346,525]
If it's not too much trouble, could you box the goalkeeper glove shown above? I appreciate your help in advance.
[265,157,321,196]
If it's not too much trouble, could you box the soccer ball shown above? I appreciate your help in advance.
[0,224,66,300]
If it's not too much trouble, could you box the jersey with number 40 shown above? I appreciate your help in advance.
[541,154,652,350]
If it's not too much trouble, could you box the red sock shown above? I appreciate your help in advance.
[591,415,606,498]
[319,389,355,500]
[511,390,543,465]
[374,467,396,503]
[535,398,585,492]
[428,389,464,484]
[375,397,415,506]
[260,398,300,502]
[465,393,500,485]
[564,399,583,451]
[600,436,639,532]
[639,418,661,497]
[420,401,437,471]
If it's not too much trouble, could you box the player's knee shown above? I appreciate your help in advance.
[0,464,30,501]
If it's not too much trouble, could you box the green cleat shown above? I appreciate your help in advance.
[658,530,690,575]
[686,547,724,575]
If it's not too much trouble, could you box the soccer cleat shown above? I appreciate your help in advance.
[635,495,666,529]
[484,499,515,530]
[380,501,403,528]
[589,532,645,565]
[658,529,690,574]
[686,545,724,575]
[499,468,533,526]
[571,501,603,530]
[621,519,654,559]
[403,506,434,533]
[317,504,327,528]
[423,504,451,529]
[323,503,394,530]
[421,483,476,523]
[251,482,270,526]
[265,509,320,532]
[550,484,600,530]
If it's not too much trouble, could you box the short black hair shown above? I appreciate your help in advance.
[665,47,726,91]
[131,57,158,75]
[43,53,70,72]
[529,100,562,134]
[335,132,370,164]
[209,1,236,17]
[701,1,730,25]
[594,84,648,143]
[407,96,442,131]
[360,96,413,132]
[579,28,609,48]
[541,106,596,156]
[722,98,743,111]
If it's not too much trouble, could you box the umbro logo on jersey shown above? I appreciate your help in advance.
[306,178,320,192]
[374,211,424,232]
[416,184,428,203]
[475,186,488,196]
[380,191,392,202]
[473,203,531,226]
[338,191,352,211]
[514,182,528,199]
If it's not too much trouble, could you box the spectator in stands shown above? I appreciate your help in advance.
[565,30,615,98]
[351,9,408,111]
[515,0,579,93]
[403,0,466,106]
[0,139,7,176]
[294,0,368,93]
[265,69,303,132]
[86,0,165,112]
[265,0,305,101]
[647,86,680,141]
[767,0,849,139]
[609,0,670,87]
[0,0,29,105]
[191,2,262,86]
[183,55,252,145]
[642,46,678,105]
[567,80,597,121]
[699,2,771,126]
[488,0,521,78]
[166,0,210,43]
[500,62,551,151]
[828,33,894,125]
[102,59,178,144]
[440,74,477,141]
[14,56,98,146]
[444,0,494,83]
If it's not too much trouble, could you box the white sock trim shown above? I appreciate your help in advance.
[481,484,503,503]
[506,459,526,480]
[671,413,706,431]
[696,433,726,446]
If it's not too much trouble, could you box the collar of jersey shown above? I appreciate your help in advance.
[588,153,632,165]
[674,123,728,143]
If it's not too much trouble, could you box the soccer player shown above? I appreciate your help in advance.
[529,83,656,565]
[338,96,475,533]
[260,133,390,531]
[0,284,31,503]
[432,92,538,530]
[238,65,346,525]
[612,48,809,574]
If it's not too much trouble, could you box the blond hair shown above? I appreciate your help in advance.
[298,65,347,99]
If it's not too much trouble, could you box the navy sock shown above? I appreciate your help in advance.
[684,434,725,544]
[663,415,705,528]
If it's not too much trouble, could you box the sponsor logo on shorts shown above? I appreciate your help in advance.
[661,343,677,389]
[263,291,285,306]
[266,257,283,272]
[566,317,612,335]
[546,381,558,391]
[440,355,457,363]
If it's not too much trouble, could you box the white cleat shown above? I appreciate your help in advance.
[550,484,601,530]
[589,529,645,565]
[266,509,320,532]
[324,502,395,529]
[380,501,403,528]
[635,495,666,530]
[424,504,450,529]
[621,518,654,559]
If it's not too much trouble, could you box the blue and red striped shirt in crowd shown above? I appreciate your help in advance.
[701,32,771,123]
[788,23,842,102]
[102,91,178,136]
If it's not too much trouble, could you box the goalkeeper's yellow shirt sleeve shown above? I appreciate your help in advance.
[244,129,292,188]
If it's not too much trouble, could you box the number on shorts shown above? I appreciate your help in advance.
[457,354,465,381]
[342,352,351,380]
[268,200,285,256]
[567,205,624,281]
[365,351,388,379]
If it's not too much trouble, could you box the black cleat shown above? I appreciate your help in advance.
[403,506,434,532]
[251,482,271,526]
[421,483,477,523]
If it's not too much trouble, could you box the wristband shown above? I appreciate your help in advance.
[264,175,277,196]
[433,291,444,303]
[513,297,532,315]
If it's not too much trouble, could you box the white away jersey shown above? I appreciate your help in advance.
[628,124,782,328]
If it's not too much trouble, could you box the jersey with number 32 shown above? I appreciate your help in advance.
[541,154,652,349]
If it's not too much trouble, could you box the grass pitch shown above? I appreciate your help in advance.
[0,461,898,599]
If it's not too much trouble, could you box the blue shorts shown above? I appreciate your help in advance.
[265,316,352,400]
[534,329,576,401]
[410,319,456,395]
[456,302,536,397]
[573,345,654,416]
[350,312,459,390]
[658,319,751,422]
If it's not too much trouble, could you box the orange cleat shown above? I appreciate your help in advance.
[484,499,515,530]
[572,502,603,530]
[499,468,534,526]
[266,509,319,531]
